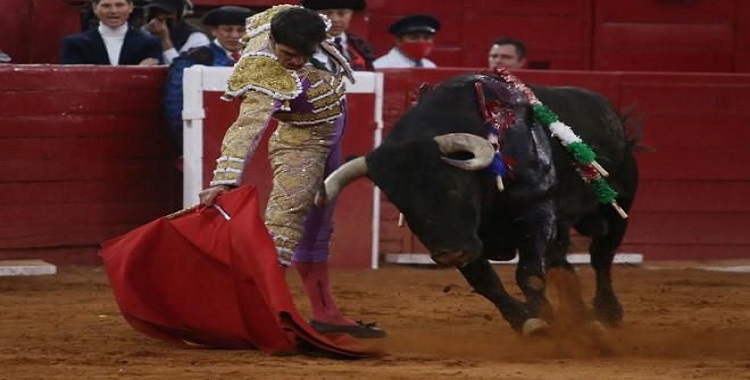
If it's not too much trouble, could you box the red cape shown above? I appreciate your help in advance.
[100,185,382,358]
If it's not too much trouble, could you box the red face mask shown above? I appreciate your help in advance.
[399,41,434,61]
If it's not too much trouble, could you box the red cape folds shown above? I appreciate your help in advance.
[99,185,382,359]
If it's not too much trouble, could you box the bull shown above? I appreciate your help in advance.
[317,71,639,336]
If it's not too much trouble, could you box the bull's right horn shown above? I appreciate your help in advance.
[314,156,368,207]
[434,133,495,170]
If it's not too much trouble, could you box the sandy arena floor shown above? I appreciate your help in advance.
[1,261,750,380]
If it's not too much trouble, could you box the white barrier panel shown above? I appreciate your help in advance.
[384,253,645,266]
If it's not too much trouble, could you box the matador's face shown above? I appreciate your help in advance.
[270,41,310,71]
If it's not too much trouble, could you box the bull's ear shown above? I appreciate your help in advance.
[363,148,389,189]
[417,83,433,102]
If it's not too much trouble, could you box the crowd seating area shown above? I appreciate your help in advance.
[3,0,750,72]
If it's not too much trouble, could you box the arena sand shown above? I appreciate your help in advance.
[1,262,749,379]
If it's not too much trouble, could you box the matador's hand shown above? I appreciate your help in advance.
[198,185,231,206]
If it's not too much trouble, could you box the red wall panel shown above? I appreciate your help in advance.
[736,1,750,72]
[0,0,81,64]
[596,0,735,23]
[0,65,180,264]
[626,213,750,245]
[593,0,740,72]
[635,181,750,213]
[594,23,734,72]
[30,1,82,64]
[0,0,30,63]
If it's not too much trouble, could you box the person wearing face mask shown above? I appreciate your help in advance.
[198,5,386,339]
[61,0,161,65]
[301,0,376,71]
[373,14,440,69]
[162,6,255,154]
[143,0,210,64]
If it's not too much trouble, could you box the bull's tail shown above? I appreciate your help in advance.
[619,106,652,153]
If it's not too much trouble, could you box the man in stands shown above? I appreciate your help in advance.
[302,0,376,71]
[373,14,440,69]
[487,37,527,70]
[143,0,210,65]
[61,0,161,65]
[163,6,254,154]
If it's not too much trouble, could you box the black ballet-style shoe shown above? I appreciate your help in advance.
[309,320,387,339]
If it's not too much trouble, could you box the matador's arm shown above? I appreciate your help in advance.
[209,92,279,187]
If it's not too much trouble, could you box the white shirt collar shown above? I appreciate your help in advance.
[98,22,128,38]
[98,22,127,66]
[212,40,231,56]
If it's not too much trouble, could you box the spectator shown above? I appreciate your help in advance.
[60,0,161,65]
[163,6,254,153]
[198,5,385,339]
[488,37,527,70]
[143,0,211,65]
[302,0,376,71]
[373,14,440,69]
[78,0,148,31]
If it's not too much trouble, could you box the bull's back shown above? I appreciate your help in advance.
[530,85,634,217]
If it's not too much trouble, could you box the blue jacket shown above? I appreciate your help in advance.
[164,42,236,152]
[60,27,162,65]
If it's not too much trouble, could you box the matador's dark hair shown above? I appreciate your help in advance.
[270,7,327,58]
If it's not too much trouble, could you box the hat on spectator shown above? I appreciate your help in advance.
[144,0,185,14]
[202,6,255,26]
[388,14,440,36]
[300,0,366,11]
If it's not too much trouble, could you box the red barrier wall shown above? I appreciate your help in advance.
[0,65,181,264]
[2,65,749,264]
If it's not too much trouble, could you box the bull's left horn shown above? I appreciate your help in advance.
[314,156,368,207]
[434,133,495,170]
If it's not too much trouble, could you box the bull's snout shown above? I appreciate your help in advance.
[430,249,480,267]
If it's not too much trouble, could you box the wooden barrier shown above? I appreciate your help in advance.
[1,65,749,264]
[0,65,181,264]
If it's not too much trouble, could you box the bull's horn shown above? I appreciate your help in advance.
[314,156,368,207]
[434,133,495,170]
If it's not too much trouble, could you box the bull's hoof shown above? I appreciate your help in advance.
[522,318,551,337]
[593,297,624,327]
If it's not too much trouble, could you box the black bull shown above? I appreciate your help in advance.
[317,73,639,335]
